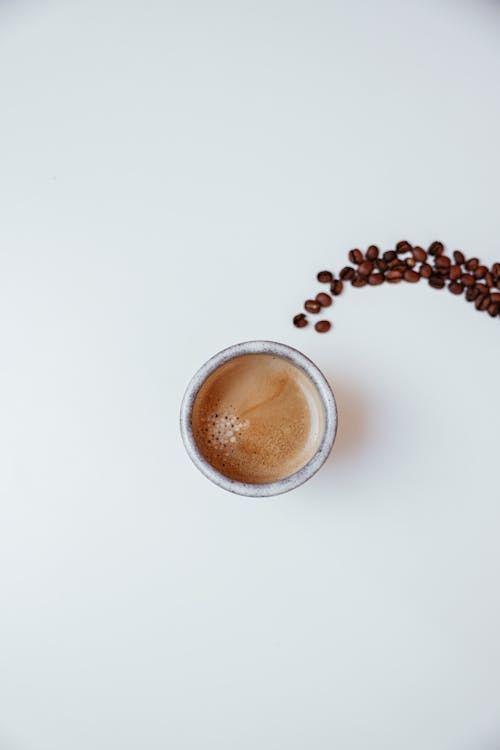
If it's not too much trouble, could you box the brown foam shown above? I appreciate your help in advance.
[191,354,324,484]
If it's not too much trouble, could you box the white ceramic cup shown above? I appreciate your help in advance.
[180,340,337,497]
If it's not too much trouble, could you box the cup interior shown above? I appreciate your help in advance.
[191,352,325,484]
[180,341,337,497]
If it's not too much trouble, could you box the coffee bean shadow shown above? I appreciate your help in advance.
[323,373,368,464]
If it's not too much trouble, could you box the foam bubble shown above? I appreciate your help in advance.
[202,410,249,453]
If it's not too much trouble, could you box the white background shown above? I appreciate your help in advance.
[1,1,500,748]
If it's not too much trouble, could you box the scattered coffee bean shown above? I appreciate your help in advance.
[435,255,451,270]
[386,270,403,282]
[485,271,494,287]
[475,296,485,310]
[315,320,331,333]
[428,241,444,256]
[305,299,321,313]
[396,240,412,253]
[293,313,308,328]
[316,292,332,307]
[404,270,420,283]
[465,258,479,271]
[474,266,487,279]
[358,260,374,276]
[412,246,427,262]
[478,296,490,311]
[475,283,489,296]
[466,287,479,302]
[295,241,500,333]
[340,266,355,280]
[317,270,333,283]
[376,259,388,272]
[330,279,344,295]
[429,276,445,289]
[461,274,475,287]
[348,249,364,264]
[420,263,432,278]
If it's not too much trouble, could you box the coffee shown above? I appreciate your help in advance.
[294,240,500,331]
[191,353,324,484]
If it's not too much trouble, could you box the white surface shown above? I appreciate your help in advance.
[1,1,500,748]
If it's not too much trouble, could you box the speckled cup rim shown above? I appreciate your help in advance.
[180,341,337,497]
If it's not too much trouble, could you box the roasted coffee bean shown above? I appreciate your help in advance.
[478,296,490,311]
[433,267,449,277]
[461,274,475,287]
[376,259,388,272]
[428,241,444,256]
[315,320,331,333]
[396,240,412,253]
[412,246,427,262]
[474,265,487,279]
[317,270,333,283]
[435,255,451,270]
[305,299,321,313]
[404,270,420,283]
[420,263,432,278]
[449,281,463,295]
[386,270,403,282]
[366,245,379,260]
[429,276,445,289]
[316,292,332,307]
[303,242,498,334]
[465,257,479,271]
[348,249,364,264]
[340,266,355,280]
[466,287,479,302]
[330,279,344,295]
[293,313,308,328]
[358,260,374,276]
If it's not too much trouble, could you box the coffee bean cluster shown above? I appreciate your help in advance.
[293,241,500,332]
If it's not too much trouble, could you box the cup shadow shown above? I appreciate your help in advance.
[323,373,368,465]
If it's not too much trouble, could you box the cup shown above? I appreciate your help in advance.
[180,340,337,497]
